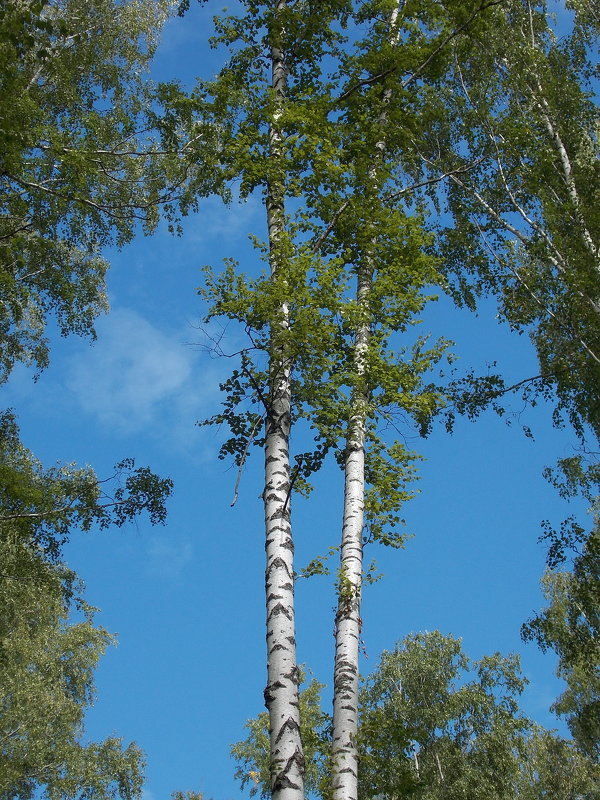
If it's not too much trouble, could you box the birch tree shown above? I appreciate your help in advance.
[233,632,600,800]
[0,0,218,383]
[330,5,405,792]
[0,410,175,799]
[196,5,600,796]
[198,3,507,797]
[200,5,353,797]
[0,534,144,800]
[262,3,304,794]
[414,5,600,763]
[422,0,600,439]
[327,3,510,794]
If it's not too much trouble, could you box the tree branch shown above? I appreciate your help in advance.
[401,0,506,91]
[336,0,506,103]
[311,199,350,253]
[230,413,265,507]
[6,172,182,221]
[0,498,130,522]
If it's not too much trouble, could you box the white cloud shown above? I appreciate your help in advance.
[63,308,252,465]
[66,309,194,433]
[145,534,193,579]
[175,193,264,245]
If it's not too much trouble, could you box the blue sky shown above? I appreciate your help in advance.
[3,3,592,799]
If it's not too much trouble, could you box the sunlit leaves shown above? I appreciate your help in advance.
[0,536,144,800]
[523,529,600,759]
[231,632,598,799]
[0,0,222,383]
[0,411,173,561]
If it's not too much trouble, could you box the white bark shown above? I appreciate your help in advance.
[533,88,599,263]
[331,8,401,800]
[263,4,304,799]
[331,277,369,800]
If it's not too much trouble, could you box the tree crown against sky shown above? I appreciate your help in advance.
[0,0,222,384]
[429,0,600,443]
[196,0,508,539]
[0,3,187,796]
[0,411,172,800]
[191,1,600,793]
[189,2,565,796]
[0,533,145,800]
[192,0,600,547]
[233,631,600,799]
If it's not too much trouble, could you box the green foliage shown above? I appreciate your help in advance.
[515,731,600,799]
[233,631,600,799]
[0,3,197,797]
[198,0,476,549]
[0,411,173,561]
[0,0,221,384]
[431,0,600,442]
[231,674,330,799]
[359,631,531,800]
[0,411,174,798]
[0,536,144,800]
[520,443,600,762]
[523,528,600,760]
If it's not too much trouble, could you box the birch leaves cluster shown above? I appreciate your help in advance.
[433,0,600,439]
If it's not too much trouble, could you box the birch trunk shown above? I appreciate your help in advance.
[331,268,370,800]
[263,3,304,799]
[331,8,401,800]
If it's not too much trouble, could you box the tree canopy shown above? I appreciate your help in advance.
[0,1,186,796]
[0,0,218,383]
[0,535,144,800]
[0,411,172,799]
[233,631,600,800]
[2,0,600,797]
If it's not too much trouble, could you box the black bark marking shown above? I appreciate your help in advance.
[283,666,300,682]
[268,601,293,620]
[264,679,286,705]
[267,556,292,578]
[274,716,300,743]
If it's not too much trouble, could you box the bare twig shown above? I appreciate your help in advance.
[311,199,350,253]
[384,159,484,204]
[231,413,265,506]
[338,67,397,101]
[6,172,184,220]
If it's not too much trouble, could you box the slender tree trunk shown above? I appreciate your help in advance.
[331,266,370,800]
[331,8,401,800]
[263,3,304,799]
